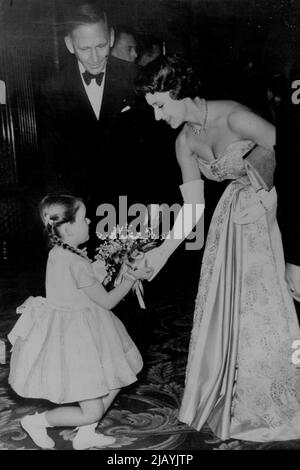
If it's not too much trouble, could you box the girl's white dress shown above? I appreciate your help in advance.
[8,246,143,404]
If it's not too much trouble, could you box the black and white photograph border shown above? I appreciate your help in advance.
[1,0,300,453]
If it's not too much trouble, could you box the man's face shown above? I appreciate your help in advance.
[65,20,114,74]
[112,33,138,62]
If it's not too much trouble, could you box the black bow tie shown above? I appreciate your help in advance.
[82,70,104,86]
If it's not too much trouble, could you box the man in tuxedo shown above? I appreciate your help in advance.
[275,66,300,320]
[39,1,141,207]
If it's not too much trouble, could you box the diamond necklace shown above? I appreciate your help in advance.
[188,99,208,135]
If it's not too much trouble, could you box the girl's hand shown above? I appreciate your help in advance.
[127,267,154,281]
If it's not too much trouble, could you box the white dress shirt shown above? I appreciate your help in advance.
[78,62,106,120]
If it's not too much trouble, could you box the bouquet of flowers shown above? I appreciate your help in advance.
[93,224,161,308]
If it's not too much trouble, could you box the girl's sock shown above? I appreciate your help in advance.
[35,411,53,427]
[21,412,55,449]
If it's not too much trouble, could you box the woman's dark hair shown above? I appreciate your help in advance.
[135,54,202,100]
[39,195,87,258]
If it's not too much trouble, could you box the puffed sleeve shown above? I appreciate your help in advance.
[70,258,97,289]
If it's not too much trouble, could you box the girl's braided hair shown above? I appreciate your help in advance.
[39,195,88,260]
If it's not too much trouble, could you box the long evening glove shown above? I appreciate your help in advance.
[146,179,205,280]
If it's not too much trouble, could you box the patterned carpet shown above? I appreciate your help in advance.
[1,252,300,451]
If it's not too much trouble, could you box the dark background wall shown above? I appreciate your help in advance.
[0,0,299,265]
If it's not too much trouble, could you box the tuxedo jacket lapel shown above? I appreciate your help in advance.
[101,60,120,126]
[100,57,135,126]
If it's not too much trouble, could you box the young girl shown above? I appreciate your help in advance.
[8,195,153,450]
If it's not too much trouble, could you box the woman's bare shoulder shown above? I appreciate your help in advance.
[212,99,248,114]
[224,102,275,146]
[228,104,273,129]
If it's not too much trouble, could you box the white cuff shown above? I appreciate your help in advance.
[179,179,204,204]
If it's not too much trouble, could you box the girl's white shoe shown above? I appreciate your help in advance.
[20,413,55,449]
[72,424,116,450]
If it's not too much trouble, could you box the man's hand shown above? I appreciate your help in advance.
[285,263,300,302]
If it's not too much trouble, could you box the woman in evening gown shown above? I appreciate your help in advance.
[136,55,300,442]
